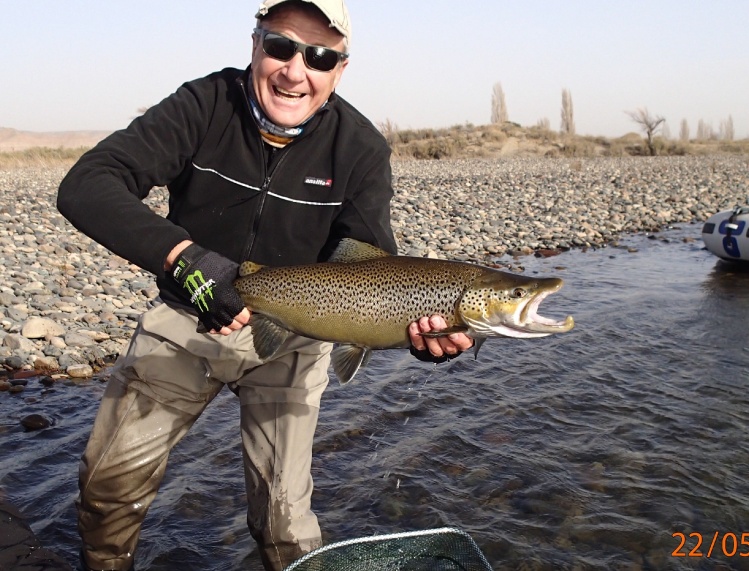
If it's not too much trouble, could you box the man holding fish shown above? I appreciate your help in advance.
[57,1,475,569]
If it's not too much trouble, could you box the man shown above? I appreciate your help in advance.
[57,1,472,569]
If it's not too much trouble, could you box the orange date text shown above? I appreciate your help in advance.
[672,532,749,558]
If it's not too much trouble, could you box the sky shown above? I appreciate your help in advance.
[2,1,748,138]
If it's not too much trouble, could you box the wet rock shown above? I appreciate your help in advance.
[0,501,73,570]
[4,355,25,370]
[11,370,41,380]
[33,355,60,371]
[20,413,53,431]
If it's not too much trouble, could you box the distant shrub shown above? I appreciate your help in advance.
[559,139,598,157]
[377,119,400,146]
[482,128,507,144]
[384,122,748,161]
[718,140,749,154]
[407,139,456,160]
[0,146,88,169]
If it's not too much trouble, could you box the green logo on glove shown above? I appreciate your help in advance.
[183,270,216,312]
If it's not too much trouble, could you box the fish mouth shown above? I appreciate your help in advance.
[517,289,575,334]
[470,287,574,339]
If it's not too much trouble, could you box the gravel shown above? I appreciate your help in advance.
[1,155,747,379]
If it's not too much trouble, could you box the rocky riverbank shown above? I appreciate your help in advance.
[1,156,747,383]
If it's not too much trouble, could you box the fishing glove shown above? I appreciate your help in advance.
[170,243,245,331]
[409,345,461,364]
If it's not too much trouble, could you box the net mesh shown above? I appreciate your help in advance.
[284,527,493,571]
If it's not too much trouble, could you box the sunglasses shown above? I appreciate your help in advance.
[254,28,348,73]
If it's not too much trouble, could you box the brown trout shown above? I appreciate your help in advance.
[234,239,574,383]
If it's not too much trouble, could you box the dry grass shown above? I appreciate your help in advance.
[0,147,88,170]
[385,122,749,160]
[2,125,748,169]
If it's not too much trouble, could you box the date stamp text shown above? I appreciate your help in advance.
[672,532,749,558]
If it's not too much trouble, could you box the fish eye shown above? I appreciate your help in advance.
[511,288,526,299]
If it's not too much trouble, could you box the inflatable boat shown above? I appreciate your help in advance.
[702,206,749,262]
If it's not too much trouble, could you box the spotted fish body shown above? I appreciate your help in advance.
[234,239,574,383]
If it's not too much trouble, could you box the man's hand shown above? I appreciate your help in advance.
[168,241,250,335]
[408,315,473,361]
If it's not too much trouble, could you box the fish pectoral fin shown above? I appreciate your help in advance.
[238,261,265,277]
[419,325,469,338]
[250,314,289,360]
[328,238,391,263]
[330,344,371,384]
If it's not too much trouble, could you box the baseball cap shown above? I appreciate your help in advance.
[255,0,351,44]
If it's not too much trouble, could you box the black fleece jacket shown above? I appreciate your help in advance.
[57,66,397,307]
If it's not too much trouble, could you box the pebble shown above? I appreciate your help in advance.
[21,317,65,339]
[66,364,94,378]
[0,156,747,376]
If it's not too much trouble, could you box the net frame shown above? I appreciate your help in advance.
[284,527,493,571]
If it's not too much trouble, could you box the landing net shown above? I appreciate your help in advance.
[284,527,493,571]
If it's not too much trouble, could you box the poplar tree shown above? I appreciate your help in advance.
[679,119,689,142]
[560,89,575,135]
[491,83,508,124]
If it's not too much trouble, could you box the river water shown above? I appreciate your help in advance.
[2,223,748,571]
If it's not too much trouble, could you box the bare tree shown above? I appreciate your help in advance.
[720,115,735,141]
[560,89,575,135]
[491,83,508,124]
[536,117,551,132]
[679,119,690,142]
[626,107,665,156]
[696,119,713,141]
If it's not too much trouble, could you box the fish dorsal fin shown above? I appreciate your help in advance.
[239,261,265,277]
[329,238,391,263]
[330,344,371,384]
[250,314,289,360]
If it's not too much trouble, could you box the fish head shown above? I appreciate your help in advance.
[458,270,574,339]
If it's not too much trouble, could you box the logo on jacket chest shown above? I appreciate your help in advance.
[304,176,333,188]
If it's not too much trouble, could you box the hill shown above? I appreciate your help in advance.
[382,122,749,160]
[1,123,747,169]
[0,127,111,152]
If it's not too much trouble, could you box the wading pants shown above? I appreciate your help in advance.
[77,303,331,571]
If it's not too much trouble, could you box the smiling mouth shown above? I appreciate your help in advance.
[273,86,305,100]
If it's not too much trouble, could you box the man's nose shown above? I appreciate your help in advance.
[282,51,307,81]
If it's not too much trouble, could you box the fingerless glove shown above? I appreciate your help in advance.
[171,243,245,331]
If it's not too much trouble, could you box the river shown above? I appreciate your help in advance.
[1,223,748,570]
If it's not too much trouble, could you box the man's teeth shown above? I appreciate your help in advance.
[274,86,303,99]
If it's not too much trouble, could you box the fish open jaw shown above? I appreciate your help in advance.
[519,290,574,333]
[460,285,574,339]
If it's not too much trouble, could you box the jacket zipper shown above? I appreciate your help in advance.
[236,75,317,262]
[237,77,270,262]
[241,144,291,262]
